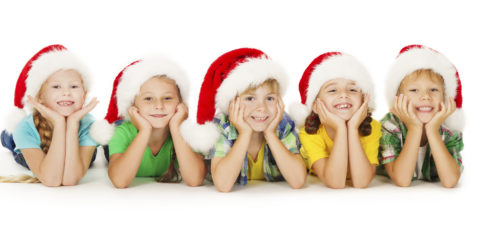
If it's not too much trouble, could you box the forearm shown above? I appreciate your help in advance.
[322,127,348,189]
[171,126,206,187]
[108,131,149,188]
[426,128,460,188]
[389,127,422,187]
[212,133,250,192]
[38,121,66,186]
[264,132,305,189]
[62,121,85,186]
[348,129,374,188]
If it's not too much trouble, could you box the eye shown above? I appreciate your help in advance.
[144,97,153,101]
[71,85,79,89]
[164,96,173,101]
[430,88,439,92]
[327,89,336,93]
[266,96,275,101]
[52,85,60,89]
[246,96,254,101]
[409,89,418,93]
[349,88,359,92]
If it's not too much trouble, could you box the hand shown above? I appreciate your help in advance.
[425,97,456,132]
[169,103,188,129]
[264,98,284,136]
[128,106,152,133]
[390,94,422,130]
[67,98,99,124]
[27,95,65,127]
[228,97,252,136]
[314,98,346,130]
[347,94,369,130]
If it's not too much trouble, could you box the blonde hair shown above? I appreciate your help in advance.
[398,69,445,95]
[0,174,40,183]
[241,78,280,95]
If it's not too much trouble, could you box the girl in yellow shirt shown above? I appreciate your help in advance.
[290,52,381,189]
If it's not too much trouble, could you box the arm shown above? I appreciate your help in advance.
[384,94,423,187]
[347,94,376,188]
[21,96,66,187]
[425,98,461,188]
[62,99,98,186]
[169,103,206,187]
[108,107,151,188]
[312,99,348,189]
[211,97,252,192]
[263,99,305,189]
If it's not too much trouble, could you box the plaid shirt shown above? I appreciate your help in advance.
[207,112,301,185]
[378,112,464,181]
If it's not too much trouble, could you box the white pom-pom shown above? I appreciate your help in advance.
[288,102,310,128]
[4,107,26,134]
[180,120,220,155]
[444,109,465,132]
[89,119,116,145]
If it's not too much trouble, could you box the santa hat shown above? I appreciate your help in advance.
[5,44,90,133]
[289,52,375,127]
[385,45,464,131]
[90,57,189,145]
[180,48,288,153]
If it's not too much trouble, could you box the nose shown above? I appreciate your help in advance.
[154,99,165,110]
[420,91,432,100]
[62,88,71,96]
[256,99,266,110]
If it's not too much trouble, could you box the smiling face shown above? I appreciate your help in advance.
[398,69,445,123]
[316,78,363,120]
[134,76,180,129]
[38,69,86,117]
[239,80,279,132]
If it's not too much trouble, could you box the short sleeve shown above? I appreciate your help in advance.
[108,122,134,156]
[278,113,300,154]
[444,129,464,171]
[208,125,233,159]
[379,114,403,165]
[361,119,381,165]
[298,127,329,170]
[78,114,98,147]
[12,116,41,151]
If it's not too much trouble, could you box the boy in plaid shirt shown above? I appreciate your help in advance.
[181,48,305,192]
[378,45,464,188]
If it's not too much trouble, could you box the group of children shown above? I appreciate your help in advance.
[0,44,464,191]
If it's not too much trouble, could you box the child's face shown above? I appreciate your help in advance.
[317,78,363,121]
[398,75,444,123]
[239,84,278,132]
[38,69,86,116]
[134,76,180,129]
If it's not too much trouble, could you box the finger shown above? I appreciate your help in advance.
[239,101,246,123]
[401,94,408,116]
[407,99,416,118]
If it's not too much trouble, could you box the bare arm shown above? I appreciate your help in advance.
[170,103,206,187]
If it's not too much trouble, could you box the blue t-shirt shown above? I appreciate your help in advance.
[12,114,98,153]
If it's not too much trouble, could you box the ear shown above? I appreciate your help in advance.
[311,99,319,114]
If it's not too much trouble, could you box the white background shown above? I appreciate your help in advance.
[0,0,478,239]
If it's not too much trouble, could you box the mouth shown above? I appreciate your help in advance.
[416,106,434,113]
[251,115,269,122]
[150,114,167,118]
[334,103,352,110]
[57,100,75,107]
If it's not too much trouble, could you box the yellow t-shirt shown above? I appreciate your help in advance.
[247,141,266,180]
[299,119,381,170]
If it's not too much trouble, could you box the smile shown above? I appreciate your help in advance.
[334,103,352,110]
[251,116,268,122]
[150,114,167,118]
[57,101,74,106]
[416,106,433,112]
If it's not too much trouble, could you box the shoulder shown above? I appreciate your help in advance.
[380,112,403,133]
[13,114,36,135]
[79,113,95,127]
[440,125,462,139]
[278,113,296,132]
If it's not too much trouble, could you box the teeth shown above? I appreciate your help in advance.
[418,107,433,111]
[58,101,74,106]
[252,116,267,121]
[336,104,350,109]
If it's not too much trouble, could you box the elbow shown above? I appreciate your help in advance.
[325,179,346,189]
[441,177,459,188]
[352,181,370,189]
[111,180,130,189]
[62,178,80,186]
[184,178,204,187]
[42,178,62,187]
[288,173,306,190]
[213,178,234,193]
[393,179,411,187]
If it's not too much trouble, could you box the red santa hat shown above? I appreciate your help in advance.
[180,48,288,153]
[289,52,375,127]
[90,57,189,145]
[385,45,464,131]
[5,44,90,133]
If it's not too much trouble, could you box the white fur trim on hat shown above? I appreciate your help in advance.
[180,120,219,155]
[288,102,310,128]
[444,109,465,132]
[89,119,116,145]
[23,50,90,112]
[385,47,458,108]
[4,107,27,134]
[116,57,189,121]
[305,54,375,110]
[215,57,288,114]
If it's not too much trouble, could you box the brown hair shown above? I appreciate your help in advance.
[155,147,181,183]
[398,69,445,95]
[304,110,373,136]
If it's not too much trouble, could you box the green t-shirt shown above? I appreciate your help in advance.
[108,121,177,177]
